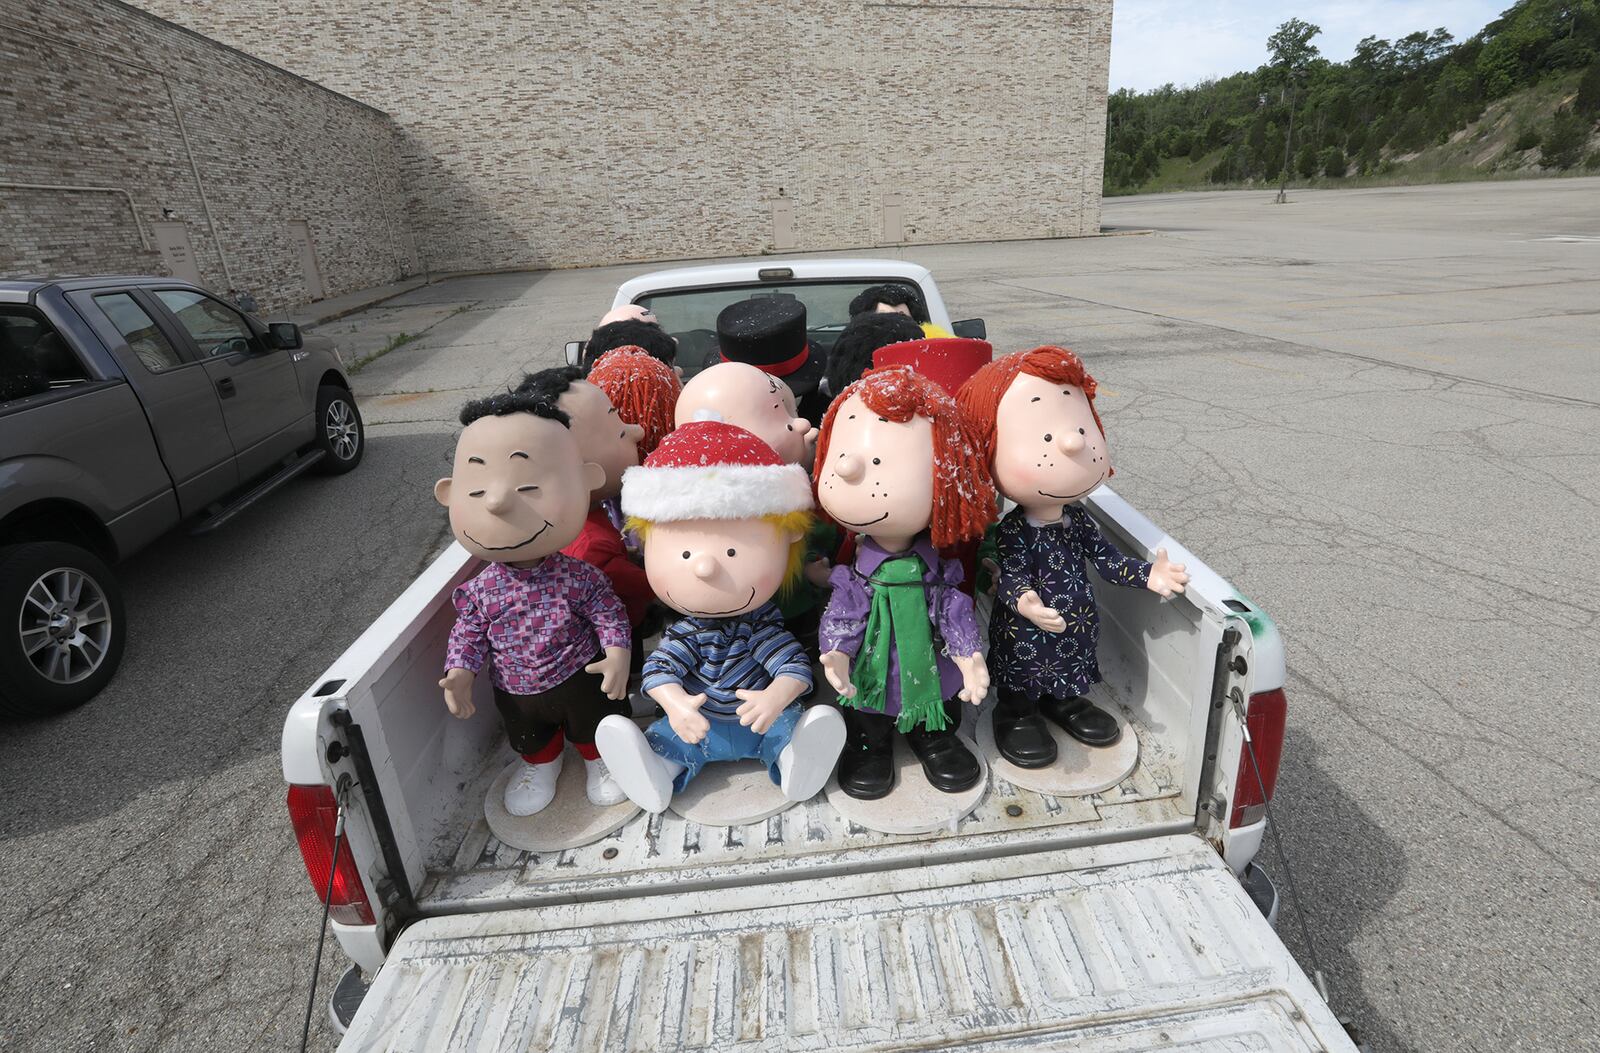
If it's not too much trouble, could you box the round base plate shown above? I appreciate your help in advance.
[824,732,988,835]
[670,759,794,827]
[977,711,1138,798]
[484,753,640,852]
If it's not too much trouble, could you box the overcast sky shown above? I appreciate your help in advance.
[1109,1,1509,92]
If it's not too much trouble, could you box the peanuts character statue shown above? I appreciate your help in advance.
[814,366,996,800]
[594,420,847,813]
[435,391,632,816]
[587,345,681,460]
[676,361,834,635]
[957,347,1189,766]
[517,367,654,629]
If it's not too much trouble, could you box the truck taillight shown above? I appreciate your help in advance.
[287,783,375,926]
[1230,688,1287,829]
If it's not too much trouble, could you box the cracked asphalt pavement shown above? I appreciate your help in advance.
[3,178,1596,1051]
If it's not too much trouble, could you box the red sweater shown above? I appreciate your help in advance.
[561,506,654,627]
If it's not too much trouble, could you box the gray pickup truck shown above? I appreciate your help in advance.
[0,276,362,718]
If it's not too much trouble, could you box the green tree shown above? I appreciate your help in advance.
[1577,61,1600,118]
[1268,17,1323,199]
[1321,146,1348,176]
[1540,107,1591,167]
[1295,142,1320,177]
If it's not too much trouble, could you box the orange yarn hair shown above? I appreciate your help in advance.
[956,346,1113,477]
[813,365,995,548]
[586,345,681,457]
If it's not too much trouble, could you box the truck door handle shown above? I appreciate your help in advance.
[216,377,237,399]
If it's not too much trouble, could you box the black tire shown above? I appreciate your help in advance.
[0,542,126,719]
[314,384,364,475]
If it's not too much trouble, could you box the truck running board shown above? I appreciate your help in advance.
[190,450,326,535]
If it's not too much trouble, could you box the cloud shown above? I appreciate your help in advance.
[1110,0,1507,92]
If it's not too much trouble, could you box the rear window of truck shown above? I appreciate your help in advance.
[0,307,88,405]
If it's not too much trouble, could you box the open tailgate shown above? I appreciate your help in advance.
[339,835,1354,1052]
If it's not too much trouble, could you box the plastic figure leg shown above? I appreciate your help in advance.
[992,686,1058,768]
[905,699,981,794]
[595,715,684,813]
[775,705,846,802]
[1039,694,1122,747]
[836,706,896,800]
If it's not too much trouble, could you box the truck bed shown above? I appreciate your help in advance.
[422,685,1191,914]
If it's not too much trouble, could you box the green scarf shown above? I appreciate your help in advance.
[851,553,948,733]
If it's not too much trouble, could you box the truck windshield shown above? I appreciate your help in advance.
[636,279,925,378]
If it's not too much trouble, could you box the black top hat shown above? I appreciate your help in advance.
[716,296,826,395]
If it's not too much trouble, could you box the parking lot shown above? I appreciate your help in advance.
[2,177,1597,1052]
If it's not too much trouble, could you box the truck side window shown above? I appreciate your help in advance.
[154,289,257,359]
[0,307,87,404]
[94,293,185,374]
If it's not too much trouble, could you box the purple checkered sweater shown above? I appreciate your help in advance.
[444,554,630,695]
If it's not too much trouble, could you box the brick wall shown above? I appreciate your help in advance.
[0,0,413,312]
[124,0,1112,274]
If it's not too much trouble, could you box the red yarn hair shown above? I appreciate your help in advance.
[956,346,1112,477]
[586,345,681,457]
[813,365,995,548]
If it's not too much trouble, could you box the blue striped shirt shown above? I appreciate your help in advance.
[642,602,814,720]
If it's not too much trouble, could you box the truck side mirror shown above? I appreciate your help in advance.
[268,322,304,350]
[564,341,585,367]
[951,318,986,340]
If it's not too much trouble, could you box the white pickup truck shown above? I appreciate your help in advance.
[283,261,1356,1051]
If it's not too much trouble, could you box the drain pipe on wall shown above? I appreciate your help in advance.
[0,182,152,249]
[0,20,236,289]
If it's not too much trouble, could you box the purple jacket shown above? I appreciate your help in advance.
[818,533,981,716]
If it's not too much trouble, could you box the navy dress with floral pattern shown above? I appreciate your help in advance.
[989,504,1152,700]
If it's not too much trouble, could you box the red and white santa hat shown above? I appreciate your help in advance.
[620,414,813,522]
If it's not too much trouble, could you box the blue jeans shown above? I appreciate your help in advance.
[645,704,803,793]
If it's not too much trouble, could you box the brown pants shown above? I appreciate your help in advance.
[493,662,627,757]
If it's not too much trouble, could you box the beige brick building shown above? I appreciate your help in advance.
[0,0,413,312]
[3,0,1112,307]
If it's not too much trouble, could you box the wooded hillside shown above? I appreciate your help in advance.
[1105,0,1600,194]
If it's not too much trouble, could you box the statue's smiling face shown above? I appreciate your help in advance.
[814,393,934,541]
[991,372,1107,511]
[642,517,795,618]
[435,413,598,563]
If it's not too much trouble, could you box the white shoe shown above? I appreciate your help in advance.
[584,756,627,806]
[594,715,676,813]
[778,706,847,802]
[504,752,562,817]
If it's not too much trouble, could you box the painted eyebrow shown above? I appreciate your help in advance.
[467,456,485,464]
[510,451,530,459]
[607,406,617,414]
[1031,396,1041,402]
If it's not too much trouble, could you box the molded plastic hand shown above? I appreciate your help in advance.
[734,676,807,734]
[439,667,476,719]
[819,650,856,699]
[1147,548,1190,598]
[1016,589,1066,633]
[804,557,833,589]
[951,651,990,705]
[650,683,711,744]
[585,646,632,700]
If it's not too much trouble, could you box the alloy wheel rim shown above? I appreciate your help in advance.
[327,399,359,460]
[19,567,113,685]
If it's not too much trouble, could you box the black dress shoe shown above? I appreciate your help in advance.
[993,712,1058,768]
[905,727,981,793]
[1039,695,1122,747]
[837,737,894,800]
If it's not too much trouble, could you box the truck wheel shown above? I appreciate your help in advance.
[314,385,364,475]
[0,542,126,719]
